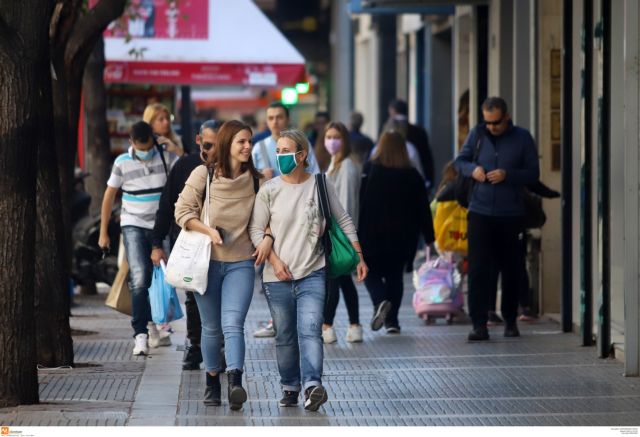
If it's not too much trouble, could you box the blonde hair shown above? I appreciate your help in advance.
[279,129,310,168]
[142,103,181,146]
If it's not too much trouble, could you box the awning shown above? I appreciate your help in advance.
[103,0,305,87]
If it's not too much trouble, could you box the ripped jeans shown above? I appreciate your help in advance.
[263,268,325,392]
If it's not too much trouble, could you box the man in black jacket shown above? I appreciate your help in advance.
[150,119,222,369]
[455,97,539,342]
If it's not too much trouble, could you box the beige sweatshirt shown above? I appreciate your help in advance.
[249,175,358,283]
[175,165,258,262]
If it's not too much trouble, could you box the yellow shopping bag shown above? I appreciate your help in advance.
[434,200,469,255]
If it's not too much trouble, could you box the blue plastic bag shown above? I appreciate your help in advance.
[149,263,184,324]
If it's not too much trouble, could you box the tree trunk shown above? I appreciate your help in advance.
[0,0,55,407]
[35,83,74,367]
[83,37,112,218]
[52,0,127,282]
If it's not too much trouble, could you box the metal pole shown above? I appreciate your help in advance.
[596,0,611,359]
[623,0,640,377]
[561,0,574,334]
[580,0,594,347]
[330,0,353,124]
[376,14,397,133]
[180,85,193,154]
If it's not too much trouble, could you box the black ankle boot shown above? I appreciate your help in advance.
[227,369,247,411]
[204,372,221,406]
[182,345,203,370]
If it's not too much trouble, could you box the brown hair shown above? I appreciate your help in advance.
[435,161,459,197]
[206,120,262,180]
[325,122,351,176]
[371,131,411,169]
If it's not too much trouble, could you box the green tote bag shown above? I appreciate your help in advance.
[316,174,360,278]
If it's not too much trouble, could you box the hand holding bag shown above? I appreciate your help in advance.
[105,237,132,315]
[165,168,212,295]
[434,200,469,255]
[149,261,184,324]
[316,174,360,279]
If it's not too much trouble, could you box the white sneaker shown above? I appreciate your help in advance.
[148,323,172,348]
[322,326,337,344]
[345,325,363,343]
[254,320,276,338]
[133,333,149,356]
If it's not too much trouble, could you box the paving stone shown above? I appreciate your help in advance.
[2,277,640,426]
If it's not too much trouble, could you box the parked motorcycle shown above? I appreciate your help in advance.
[71,171,120,287]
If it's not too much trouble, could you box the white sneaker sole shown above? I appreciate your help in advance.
[304,386,328,412]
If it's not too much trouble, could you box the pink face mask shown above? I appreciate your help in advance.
[324,138,342,155]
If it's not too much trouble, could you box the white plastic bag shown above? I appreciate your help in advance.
[165,171,212,295]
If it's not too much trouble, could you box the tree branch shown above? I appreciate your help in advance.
[50,0,82,54]
[65,0,126,70]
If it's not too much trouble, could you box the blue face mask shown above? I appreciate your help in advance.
[135,148,154,161]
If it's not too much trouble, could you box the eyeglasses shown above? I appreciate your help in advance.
[484,118,504,126]
[202,142,214,151]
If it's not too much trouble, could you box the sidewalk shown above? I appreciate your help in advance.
[1,275,639,426]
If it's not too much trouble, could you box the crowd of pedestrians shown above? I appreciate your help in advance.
[97,95,552,412]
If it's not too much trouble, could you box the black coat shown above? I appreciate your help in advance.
[151,153,202,248]
[407,123,435,187]
[358,161,435,271]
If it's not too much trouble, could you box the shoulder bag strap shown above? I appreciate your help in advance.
[253,176,259,194]
[203,167,212,225]
[472,126,484,163]
[155,144,169,176]
[315,173,332,223]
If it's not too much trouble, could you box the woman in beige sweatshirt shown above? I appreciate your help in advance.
[175,120,271,410]
[249,129,368,412]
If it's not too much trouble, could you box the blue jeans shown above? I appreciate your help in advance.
[263,268,326,392]
[194,259,255,373]
[122,225,153,337]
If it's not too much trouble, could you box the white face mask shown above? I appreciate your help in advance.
[135,148,154,161]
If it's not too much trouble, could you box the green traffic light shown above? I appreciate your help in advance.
[281,87,299,105]
[295,82,310,94]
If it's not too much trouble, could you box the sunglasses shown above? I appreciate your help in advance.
[201,142,214,151]
[484,118,504,126]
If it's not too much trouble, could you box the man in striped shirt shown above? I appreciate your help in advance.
[99,121,178,356]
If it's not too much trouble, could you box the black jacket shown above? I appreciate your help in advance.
[407,123,435,187]
[151,153,202,248]
[358,162,435,270]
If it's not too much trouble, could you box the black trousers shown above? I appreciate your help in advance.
[467,212,524,328]
[488,232,531,312]
[364,262,405,328]
[185,290,202,346]
[171,234,202,347]
[324,275,360,325]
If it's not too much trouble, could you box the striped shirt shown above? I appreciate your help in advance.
[107,146,178,229]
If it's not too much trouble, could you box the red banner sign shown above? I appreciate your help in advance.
[100,0,208,40]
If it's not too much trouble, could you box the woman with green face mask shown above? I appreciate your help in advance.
[249,129,369,412]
